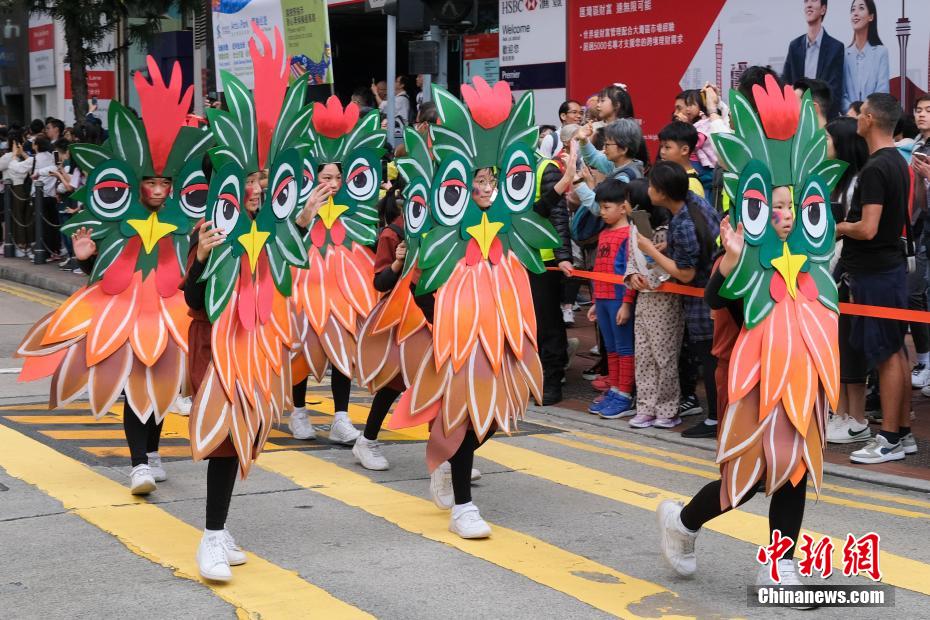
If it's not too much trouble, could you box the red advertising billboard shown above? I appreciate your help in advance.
[568,0,930,155]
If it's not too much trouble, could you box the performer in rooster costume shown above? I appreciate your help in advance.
[15,59,212,495]
[184,23,312,582]
[358,77,560,538]
[287,93,385,445]
[657,75,846,587]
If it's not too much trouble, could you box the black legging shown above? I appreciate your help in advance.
[123,402,163,467]
[364,387,403,440]
[291,369,351,411]
[679,475,807,557]
[206,456,239,531]
[449,428,496,505]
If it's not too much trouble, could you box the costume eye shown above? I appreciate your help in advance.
[211,174,240,235]
[433,159,469,225]
[346,157,377,202]
[405,188,429,234]
[270,163,297,220]
[299,157,315,203]
[179,169,208,219]
[801,193,828,245]
[92,167,131,218]
[740,188,769,238]
[502,148,534,212]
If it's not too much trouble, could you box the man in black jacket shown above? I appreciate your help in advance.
[781,0,844,120]
[530,141,577,405]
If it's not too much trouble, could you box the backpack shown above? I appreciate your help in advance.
[570,205,604,247]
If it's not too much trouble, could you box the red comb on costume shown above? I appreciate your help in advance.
[312,96,360,139]
[752,74,800,141]
[134,57,192,176]
[249,21,289,169]
[461,77,512,129]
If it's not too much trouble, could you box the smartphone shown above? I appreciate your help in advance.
[91,97,98,105]
[915,151,930,162]
[630,209,653,240]
[54,151,60,165]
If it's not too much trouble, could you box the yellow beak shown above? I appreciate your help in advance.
[318,197,349,229]
[770,242,807,299]
[238,220,270,273]
[466,213,504,260]
[127,211,177,254]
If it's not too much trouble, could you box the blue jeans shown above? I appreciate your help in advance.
[595,297,634,355]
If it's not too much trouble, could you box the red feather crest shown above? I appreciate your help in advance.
[751,74,800,141]
[249,21,289,169]
[134,57,192,176]
[312,96,360,139]
[461,77,512,129]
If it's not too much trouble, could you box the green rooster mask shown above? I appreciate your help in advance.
[415,77,560,295]
[712,75,848,327]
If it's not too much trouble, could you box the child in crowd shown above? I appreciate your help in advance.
[628,161,720,430]
[658,121,705,199]
[587,179,636,419]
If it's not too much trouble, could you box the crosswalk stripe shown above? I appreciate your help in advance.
[258,449,686,619]
[540,434,930,520]
[567,430,930,511]
[479,440,930,597]
[0,425,371,619]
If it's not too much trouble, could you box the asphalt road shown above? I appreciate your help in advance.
[0,281,928,619]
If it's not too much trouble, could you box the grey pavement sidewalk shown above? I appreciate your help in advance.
[0,255,83,296]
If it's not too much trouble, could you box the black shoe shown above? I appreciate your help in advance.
[681,419,717,438]
[581,365,604,381]
[542,387,563,406]
[678,394,703,417]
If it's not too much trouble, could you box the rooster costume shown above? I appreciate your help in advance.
[357,78,559,533]
[16,59,212,487]
[658,75,846,584]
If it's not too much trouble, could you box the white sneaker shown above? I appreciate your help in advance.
[449,503,491,539]
[850,435,905,464]
[328,412,360,444]
[429,461,453,510]
[171,396,192,416]
[197,531,232,582]
[901,433,918,455]
[288,407,316,440]
[129,464,156,495]
[353,436,389,470]
[562,306,575,325]
[826,414,871,444]
[589,344,600,356]
[14,248,25,258]
[657,499,697,577]
[470,468,482,482]
[222,529,247,566]
[146,452,167,482]
[756,559,815,609]
[913,363,930,388]
[922,385,930,399]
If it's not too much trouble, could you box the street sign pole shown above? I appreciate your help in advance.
[386,13,397,148]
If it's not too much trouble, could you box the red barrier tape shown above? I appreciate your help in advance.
[550,267,930,324]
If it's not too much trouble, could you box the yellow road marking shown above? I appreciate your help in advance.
[568,430,930,511]
[6,414,122,424]
[479,440,930,597]
[0,425,370,619]
[0,281,64,307]
[258,450,691,620]
[541,435,930,520]
[83,446,197,459]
